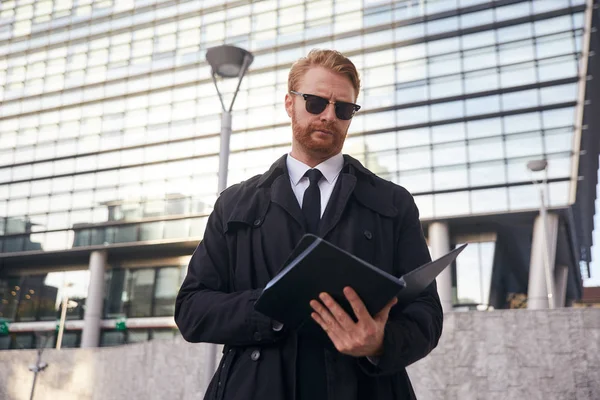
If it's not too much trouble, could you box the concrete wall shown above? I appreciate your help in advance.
[1,309,598,400]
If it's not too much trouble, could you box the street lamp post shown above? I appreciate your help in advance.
[527,159,555,309]
[206,45,254,194]
[56,282,73,350]
[204,44,254,384]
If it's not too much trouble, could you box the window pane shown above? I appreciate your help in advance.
[104,269,127,319]
[434,191,470,217]
[455,242,496,306]
[128,269,155,318]
[153,268,180,317]
[100,330,126,347]
[433,166,468,190]
[471,188,508,213]
[469,162,507,186]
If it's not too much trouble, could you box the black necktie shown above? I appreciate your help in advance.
[298,175,328,400]
[302,169,323,234]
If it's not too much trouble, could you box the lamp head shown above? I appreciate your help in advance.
[206,45,254,78]
[527,159,548,172]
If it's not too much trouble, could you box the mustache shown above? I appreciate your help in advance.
[308,122,338,135]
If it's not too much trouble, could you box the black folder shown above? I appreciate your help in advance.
[254,234,467,338]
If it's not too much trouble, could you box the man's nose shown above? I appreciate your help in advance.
[320,103,337,122]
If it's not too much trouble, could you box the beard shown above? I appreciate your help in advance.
[291,108,347,157]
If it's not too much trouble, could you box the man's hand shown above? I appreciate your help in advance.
[310,286,397,358]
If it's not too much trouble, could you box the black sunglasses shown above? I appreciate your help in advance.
[290,91,361,121]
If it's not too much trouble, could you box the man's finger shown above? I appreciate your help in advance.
[310,312,339,344]
[343,287,372,322]
[319,292,356,331]
[375,296,398,323]
[310,299,341,331]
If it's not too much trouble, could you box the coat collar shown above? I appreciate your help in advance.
[255,154,397,218]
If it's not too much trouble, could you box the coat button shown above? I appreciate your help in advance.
[271,320,284,332]
[253,331,262,341]
[364,230,373,240]
[253,219,262,226]
[251,349,261,361]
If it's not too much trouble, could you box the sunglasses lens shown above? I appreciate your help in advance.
[305,95,328,115]
[335,103,356,120]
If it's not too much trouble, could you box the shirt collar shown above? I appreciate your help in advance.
[286,152,344,186]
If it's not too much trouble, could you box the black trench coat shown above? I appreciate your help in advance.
[175,154,443,400]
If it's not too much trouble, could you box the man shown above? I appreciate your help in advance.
[175,49,443,400]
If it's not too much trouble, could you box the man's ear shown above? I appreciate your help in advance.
[284,93,293,118]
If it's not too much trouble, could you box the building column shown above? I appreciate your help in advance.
[429,222,453,313]
[527,214,559,309]
[554,265,569,308]
[81,250,107,348]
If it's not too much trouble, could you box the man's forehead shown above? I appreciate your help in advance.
[297,69,356,101]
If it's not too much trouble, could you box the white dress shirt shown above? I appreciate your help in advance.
[286,152,344,217]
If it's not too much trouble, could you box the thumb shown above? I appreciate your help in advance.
[375,297,397,323]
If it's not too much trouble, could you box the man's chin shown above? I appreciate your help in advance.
[304,142,338,155]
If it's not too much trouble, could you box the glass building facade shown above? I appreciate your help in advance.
[0,0,598,349]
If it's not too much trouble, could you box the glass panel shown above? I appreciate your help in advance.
[15,276,44,322]
[0,277,20,321]
[433,142,467,167]
[504,112,541,134]
[128,269,155,318]
[414,195,433,218]
[469,161,507,186]
[127,329,149,344]
[468,138,504,163]
[0,336,11,350]
[398,146,431,170]
[140,221,164,241]
[471,188,509,213]
[104,269,127,319]
[153,267,180,317]
[434,191,470,217]
[398,169,432,193]
[433,165,468,190]
[508,184,539,210]
[431,101,464,121]
[505,132,543,158]
[151,328,178,340]
[544,128,573,154]
[13,333,34,350]
[100,330,126,347]
[455,242,495,306]
[59,332,80,348]
[114,225,138,243]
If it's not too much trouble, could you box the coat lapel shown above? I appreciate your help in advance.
[319,172,356,238]
[258,154,306,230]
[254,153,398,238]
[270,174,306,230]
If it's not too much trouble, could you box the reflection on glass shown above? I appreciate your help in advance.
[154,268,180,317]
[455,242,495,306]
[128,269,154,318]
[471,188,509,213]
[469,161,506,186]
[151,328,178,341]
[100,330,126,347]
[434,192,470,217]
[0,270,88,322]
[433,166,468,190]
[508,185,539,210]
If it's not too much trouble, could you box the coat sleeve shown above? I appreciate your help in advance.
[358,196,443,376]
[174,195,284,346]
